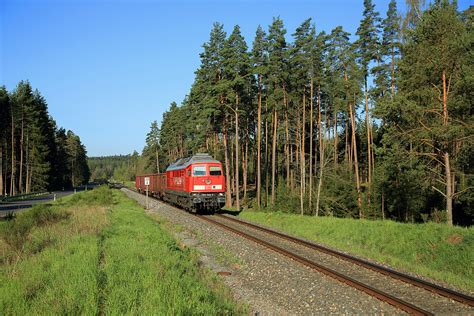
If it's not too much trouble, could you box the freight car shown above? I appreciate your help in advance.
[136,153,226,213]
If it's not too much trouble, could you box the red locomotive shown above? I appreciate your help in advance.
[136,153,226,213]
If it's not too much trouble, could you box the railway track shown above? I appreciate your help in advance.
[124,188,474,315]
[199,214,474,315]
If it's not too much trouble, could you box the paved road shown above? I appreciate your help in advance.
[0,190,79,217]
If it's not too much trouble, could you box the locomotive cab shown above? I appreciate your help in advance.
[189,163,226,211]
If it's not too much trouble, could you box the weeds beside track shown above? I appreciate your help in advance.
[239,211,474,293]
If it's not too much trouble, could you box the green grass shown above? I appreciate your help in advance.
[101,192,239,314]
[238,211,474,292]
[1,187,242,315]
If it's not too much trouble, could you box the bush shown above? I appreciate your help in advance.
[26,205,70,226]
[1,215,34,252]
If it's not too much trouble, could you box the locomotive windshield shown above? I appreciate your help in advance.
[210,166,222,176]
[193,165,206,176]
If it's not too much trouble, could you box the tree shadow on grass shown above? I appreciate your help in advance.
[216,209,242,216]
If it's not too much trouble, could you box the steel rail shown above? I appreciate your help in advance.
[200,215,433,316]
[216,214,474,307]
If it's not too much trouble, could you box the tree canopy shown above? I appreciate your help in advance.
[126,1,474,226]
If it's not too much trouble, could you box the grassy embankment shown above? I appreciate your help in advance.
[239,211,473,292]
[0,187,241,314]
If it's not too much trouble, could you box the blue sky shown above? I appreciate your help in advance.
[1,0,471,156]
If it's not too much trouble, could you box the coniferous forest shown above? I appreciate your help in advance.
[140,1,474,226]
[0,81,90,195]
[89,1,473,226]
[88,153,141,183]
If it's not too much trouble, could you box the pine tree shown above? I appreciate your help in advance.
[159,102,187,164]
[381,0,400,97]
[144,120,161,173]
[10,81,35,194]
[290,18,314,214]
[312,31,327,216]
[267,17,288,206]
[0,86,10,196]
[222,25,252,210]
[192,22,232,206]
[54,128,72,189]
[380,0,471,225]
[66,131,90,187]
[251,25,268,209]
[327,26,364,216]
[356,0,381,205]
[26,90,52,192]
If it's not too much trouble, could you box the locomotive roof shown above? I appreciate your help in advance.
[166,153,220,171]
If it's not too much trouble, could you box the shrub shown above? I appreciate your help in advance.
[1,215,34,252]
[26,205,70,226]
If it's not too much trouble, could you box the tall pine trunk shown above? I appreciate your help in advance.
[345,119,349,163]
[364,82,372,205]
[19,117,24,194]
[290,141,295,191]
[316,84,323,216]
[243,138,248,201]
[271,107,278,206]
[10,110,16,196]
[223,115,232,208]
[25,134,30,194]
[349,101,362,216]
[235,94,240,211]
[296,114,300,196]
[442,69,453,226]
[309,79,314,211]
[445,152,453,225]
[230,136,235,195]
[300,88,306,215]
[265,99,269,207]
[284,88,290,188]
[316,136,324,217]
[256,74,262,208]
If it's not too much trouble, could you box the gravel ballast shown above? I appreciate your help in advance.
[121,188,412,314]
